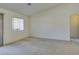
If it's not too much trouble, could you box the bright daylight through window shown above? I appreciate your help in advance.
[12,17,24,31]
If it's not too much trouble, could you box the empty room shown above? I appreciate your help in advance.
[0,3,79,55]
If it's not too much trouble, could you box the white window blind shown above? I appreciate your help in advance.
[12,18,24,31]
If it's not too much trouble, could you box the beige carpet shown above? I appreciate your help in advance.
[0,38,79,55]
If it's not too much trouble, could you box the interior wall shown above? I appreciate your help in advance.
[0,8,29,45]
[30,4,79,41]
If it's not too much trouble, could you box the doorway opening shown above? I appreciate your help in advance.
[0,14,3,46]
[70,13,79,42]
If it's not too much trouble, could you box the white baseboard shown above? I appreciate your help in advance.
[30,36,70,42]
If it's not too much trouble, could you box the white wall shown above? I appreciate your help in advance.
[30,4,79,41]
[0,8,29,44]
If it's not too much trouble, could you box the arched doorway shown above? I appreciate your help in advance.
[70,13,79,41]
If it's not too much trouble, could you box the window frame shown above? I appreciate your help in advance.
[12,17,24,32]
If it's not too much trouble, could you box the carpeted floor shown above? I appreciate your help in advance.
[0,38,79,55]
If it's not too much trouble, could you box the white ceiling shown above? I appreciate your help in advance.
[0,3,62,15]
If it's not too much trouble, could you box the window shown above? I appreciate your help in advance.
[12,17,24,31]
